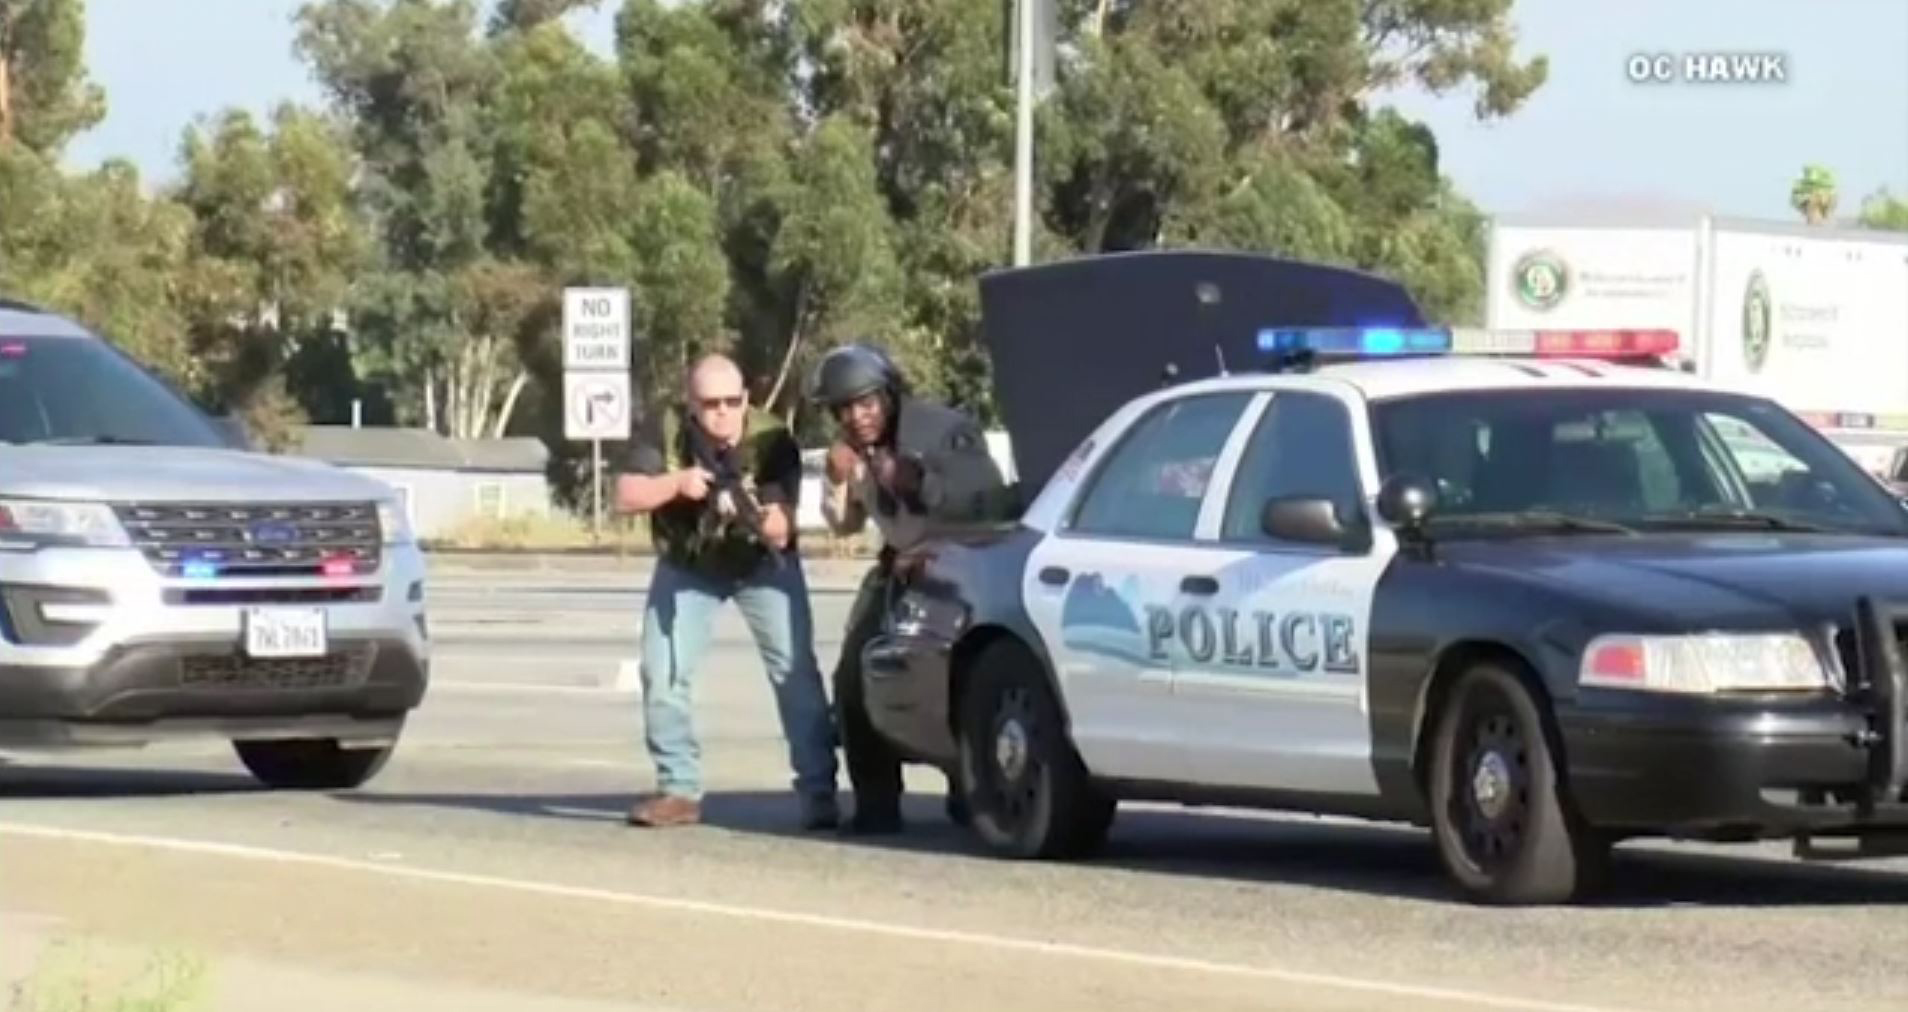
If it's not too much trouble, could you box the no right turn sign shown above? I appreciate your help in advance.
[564,371,631,441]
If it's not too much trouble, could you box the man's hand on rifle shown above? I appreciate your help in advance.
[675,466,714,502]
[825,442,861,485]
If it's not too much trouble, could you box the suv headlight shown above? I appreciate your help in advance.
[1579,632,1831,694]
[0,499,131,549]
[377,499,415,547]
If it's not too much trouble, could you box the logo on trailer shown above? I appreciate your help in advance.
[1742,268,1772,374]
[1510,249,1569,311]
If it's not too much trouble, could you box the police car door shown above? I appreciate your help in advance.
[1168,385,1394,797]
[1021,389,1259,784]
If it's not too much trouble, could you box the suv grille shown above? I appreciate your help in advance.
[180,646,376,690]
[114,502,382,578]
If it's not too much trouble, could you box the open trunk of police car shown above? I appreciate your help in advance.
[975,249,1427,502]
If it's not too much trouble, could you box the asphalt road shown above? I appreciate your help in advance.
[4,559,1908,1011]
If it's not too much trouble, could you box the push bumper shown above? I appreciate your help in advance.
[861,630,959,768]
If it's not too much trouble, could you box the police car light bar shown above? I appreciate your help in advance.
[1256,327,1680,360]
[1797,410,1908,432]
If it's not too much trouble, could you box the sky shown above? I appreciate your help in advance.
[60,0,1908,224]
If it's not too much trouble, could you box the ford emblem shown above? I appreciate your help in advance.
[248,521,298,544]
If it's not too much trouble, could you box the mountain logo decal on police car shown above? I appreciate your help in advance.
[1059,572,1151,665]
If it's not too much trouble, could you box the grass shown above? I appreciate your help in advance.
[7,937,210,1012]
[424,509,652,553]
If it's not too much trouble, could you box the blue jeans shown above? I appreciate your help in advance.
[638,556,838,802]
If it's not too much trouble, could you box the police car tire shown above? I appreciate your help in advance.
[957,641,1115,860]
[1427,664,1603,906]
[235,738,396,790]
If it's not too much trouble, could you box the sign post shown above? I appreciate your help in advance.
[562,287,632,536]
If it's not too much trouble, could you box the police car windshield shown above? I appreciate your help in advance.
[0,335,228,448]
[1370,388,1908,538]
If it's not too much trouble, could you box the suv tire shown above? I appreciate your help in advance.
[235,737,395,790]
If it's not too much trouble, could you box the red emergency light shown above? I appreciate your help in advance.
[1452,328,1680,359]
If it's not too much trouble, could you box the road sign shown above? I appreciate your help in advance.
[563,287,631,371]
[564,371,631,441]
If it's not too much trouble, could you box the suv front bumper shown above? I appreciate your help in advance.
[0,542,430,750]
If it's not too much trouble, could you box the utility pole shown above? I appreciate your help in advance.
[1011,0,1035,267]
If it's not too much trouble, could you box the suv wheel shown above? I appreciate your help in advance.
[1428,663,1608,905]
[956,640,1114,859]
[235,738,395,790]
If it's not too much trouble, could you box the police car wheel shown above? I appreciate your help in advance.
[957,641,1114,859]
[1427,664,1602,905]
[234,738,395,790]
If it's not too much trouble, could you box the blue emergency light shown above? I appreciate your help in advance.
[1255,326,1681,363]
[182,560,219,579]
[1257,327,1455,357]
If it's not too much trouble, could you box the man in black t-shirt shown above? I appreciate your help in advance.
[614,354,839,830]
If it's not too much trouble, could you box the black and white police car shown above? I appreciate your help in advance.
[861,320,1908,906]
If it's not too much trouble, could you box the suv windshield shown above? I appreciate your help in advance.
[1370,387,1908,538]
[0,335,226,448]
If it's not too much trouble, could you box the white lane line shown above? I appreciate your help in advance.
[427,682,634,697]
[0,822,1644,1012]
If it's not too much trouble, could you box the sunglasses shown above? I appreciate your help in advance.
[697,395,744,410]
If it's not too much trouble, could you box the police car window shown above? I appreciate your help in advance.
[1702,413,1808,487]
[1070,392,1252,540]
[1552,411,1684,511]
[1691,410,1872,518]
[1371,403,1682,515]
[1373,390,1908,534]
[1221,391,1361,542]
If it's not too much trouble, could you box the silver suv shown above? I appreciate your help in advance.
[0,300,429,788]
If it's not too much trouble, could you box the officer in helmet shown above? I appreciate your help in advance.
[809,342,1010,834]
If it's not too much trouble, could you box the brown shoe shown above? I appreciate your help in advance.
[627,794,701,827]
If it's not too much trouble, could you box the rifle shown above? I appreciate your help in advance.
[679,411,780,567]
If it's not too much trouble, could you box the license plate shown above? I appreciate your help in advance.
[243,607,328,659]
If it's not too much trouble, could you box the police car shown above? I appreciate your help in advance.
[860,321,1908,906]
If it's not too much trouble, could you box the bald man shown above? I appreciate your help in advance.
[614,354,839,829]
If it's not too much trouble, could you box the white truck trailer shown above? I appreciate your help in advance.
[1484,213,1908,475]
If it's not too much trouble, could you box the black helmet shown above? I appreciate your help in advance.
[807,342,903,407]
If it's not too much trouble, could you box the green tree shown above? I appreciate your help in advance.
[174,103,370,446]
[14,160,200,384]
[1791,164,1837,225]
[0,0,105,154]
[761,115,908,418]
[296,0,506,437]
[628,170,730,395]
[615,0,800,409]
[486,17,640,442]
[1857,187,1908,232]
[488,0,601,35]
[0,2,198,392]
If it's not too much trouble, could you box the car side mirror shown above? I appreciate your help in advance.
[1377,473,1439,534]
[1261,496,1365,550]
